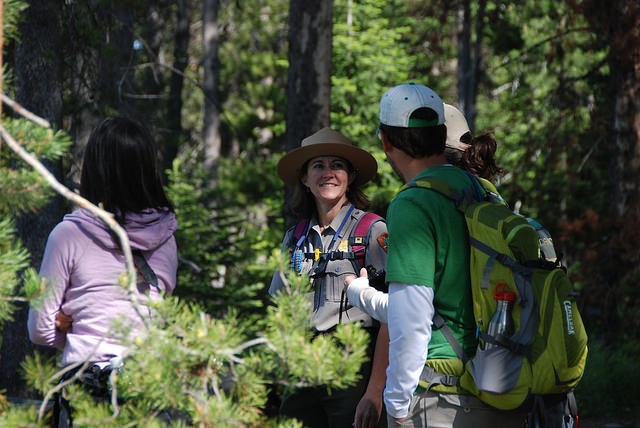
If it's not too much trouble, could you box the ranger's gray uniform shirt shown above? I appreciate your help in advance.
[269,204,388,332]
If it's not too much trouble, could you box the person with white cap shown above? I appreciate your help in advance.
[343,104,506,323]
[444,103,472,154]
[444,103,472,153]
[444,103,504,183]
[269,127,389,428]
[345,83,525,427]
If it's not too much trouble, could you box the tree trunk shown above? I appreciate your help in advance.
[202,0,222,188]
[456,0,471,119]
[604,0,640,343]
[456,0,485,132]
[284,0,333,221]
[164,0,191,175]
[286,0,333,153]
[1,0,65,399]
[65,2,136,186]
[138,3,167,127]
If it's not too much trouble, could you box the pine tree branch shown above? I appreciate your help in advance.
[34,335,125,423]
[0,296,29,302]
[37,360,92,421]
[1,94,50,128]
[232,337,274,353]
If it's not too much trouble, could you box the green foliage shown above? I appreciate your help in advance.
[1,0,636,424]
[477,1,609,227]
[0,217,30,328]
[0,168,53,215]
[331,0,415,213]
[166,0,292,322]
[9,276,367,427]
[218,0,289,144]
[21,352,58,397]
[575,340,640,420]
[166,154,283,319]
[3,0,28,41]
[332,0,412,137]
[180,0,290,150]
[258,252,370,400]
[0,120,72,215]
[2,119,72,160]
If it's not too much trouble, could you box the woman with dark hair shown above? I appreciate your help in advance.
[443,103,504,183]
[79,117,174,222]
[28,117,178,423]
[269,127,389,428]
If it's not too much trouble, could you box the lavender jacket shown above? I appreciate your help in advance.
[28,208,178,365]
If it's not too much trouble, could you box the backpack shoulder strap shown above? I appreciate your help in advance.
[349,212,383,271]
[353,212,383,241]
[401,177,457,199]
[290,219,310,249]
[400,172,484,209]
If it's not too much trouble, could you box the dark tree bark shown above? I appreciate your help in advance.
[64,1,137,184]
[606,2,640,216]
[284,0,333,222]
[603,0,640,343]
[164,0,191,175]
[581,0,640,343]
[285,0,333,153]
[456,0,486,132]
[1,0,65,399]
[202,0,222,188]
[138,2,167,125]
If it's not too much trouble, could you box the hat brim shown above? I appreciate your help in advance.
[277,143,377,186]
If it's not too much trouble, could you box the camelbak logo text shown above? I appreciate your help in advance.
[563,301,575,335]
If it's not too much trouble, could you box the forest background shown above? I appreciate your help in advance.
[0,0,639,426]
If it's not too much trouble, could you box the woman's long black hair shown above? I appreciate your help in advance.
[80,117,173,223]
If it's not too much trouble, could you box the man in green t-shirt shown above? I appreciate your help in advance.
[345,83,525,428]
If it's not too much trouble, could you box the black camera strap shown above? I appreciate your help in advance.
[131,249,159,291]
[110,231,160,293]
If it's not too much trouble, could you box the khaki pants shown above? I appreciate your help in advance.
[387,391,526,428]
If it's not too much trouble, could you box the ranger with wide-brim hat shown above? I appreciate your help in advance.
[277,127,378,186]
[270,126,389,428]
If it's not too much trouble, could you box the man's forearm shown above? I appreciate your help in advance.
[346,277,389,323]
[384,283,435,418]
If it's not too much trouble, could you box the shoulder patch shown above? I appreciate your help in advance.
[376,232,388,253]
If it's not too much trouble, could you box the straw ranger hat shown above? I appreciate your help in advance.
[277,127,377,186]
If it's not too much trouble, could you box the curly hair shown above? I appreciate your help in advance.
[461,132,504,181]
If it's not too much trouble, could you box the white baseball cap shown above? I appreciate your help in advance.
[444,103,471,151]
[379,83,445,128]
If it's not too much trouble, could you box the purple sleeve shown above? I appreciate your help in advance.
[28,223,74,349]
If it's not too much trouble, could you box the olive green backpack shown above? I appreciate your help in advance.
[401,173,588,411]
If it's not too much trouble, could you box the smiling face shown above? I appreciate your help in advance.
[301,156,355,209]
